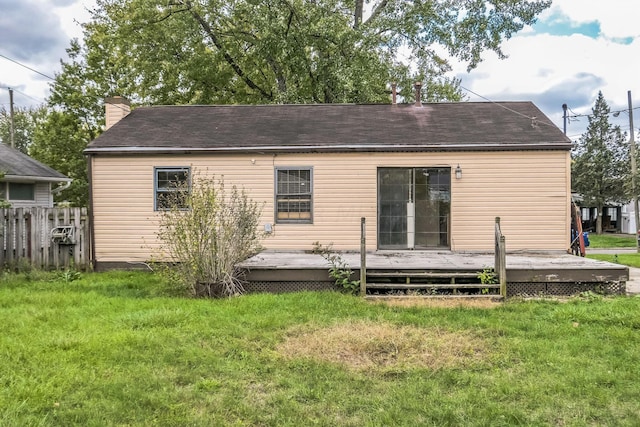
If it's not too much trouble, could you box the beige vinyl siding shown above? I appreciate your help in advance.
[90,150,570,262]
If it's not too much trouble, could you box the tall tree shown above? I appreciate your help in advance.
[0,106,45,154]
[28,40,106,207]
[80,0,550,105]
[572,92,629,234]
[30,110,93,206]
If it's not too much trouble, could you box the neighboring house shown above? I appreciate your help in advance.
[571,193,624,233]
[0,143,71,208]
[85,96,572,269]
[621,202,637,234]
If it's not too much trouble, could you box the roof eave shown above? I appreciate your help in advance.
[2,175,72,183]
[84,142,571,155]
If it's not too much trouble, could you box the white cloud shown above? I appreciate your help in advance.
[544,0,640,39]
[0,0,94,108]
[452,26,640,139]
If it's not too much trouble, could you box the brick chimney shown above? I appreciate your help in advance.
[391,82,397,105]
[104,96,131,130]
[414,82,422,107]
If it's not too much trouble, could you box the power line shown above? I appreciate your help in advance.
[0,55,132,114]
[10,88,45,105]
[0,53,55,81]
[460,84,561,130]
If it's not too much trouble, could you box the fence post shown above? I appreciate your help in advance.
[360,217,366,297]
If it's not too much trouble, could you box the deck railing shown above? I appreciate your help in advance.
[495,217,507,297]
[360,217,367,296]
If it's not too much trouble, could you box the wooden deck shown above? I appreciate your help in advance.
[238,250,629,296]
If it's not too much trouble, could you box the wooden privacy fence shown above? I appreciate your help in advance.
[0,207,90,270]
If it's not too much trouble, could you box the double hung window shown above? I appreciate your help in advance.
[275,168,312,223]
[154,167,190,210]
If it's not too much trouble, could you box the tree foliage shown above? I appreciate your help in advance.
[28,41,107,207]
[0,106,45,154]
[156,174,264,297]
[80,0,550,105]
[572,91,629,234]
[30,110,94,206]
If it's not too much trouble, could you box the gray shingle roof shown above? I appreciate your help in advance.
[85,102,571,154]
[0,143,70,181]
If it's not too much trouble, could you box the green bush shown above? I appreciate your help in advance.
[156,174,264,297]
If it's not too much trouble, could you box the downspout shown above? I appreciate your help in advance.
[51,180,71,195]
[87,153,96,270]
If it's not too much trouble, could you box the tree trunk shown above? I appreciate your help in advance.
[596,204,603,234]
[354,0,363,28]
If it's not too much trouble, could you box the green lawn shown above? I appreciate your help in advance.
[2,270,640,426]
[588,253,640,268]
[587,233,636,248]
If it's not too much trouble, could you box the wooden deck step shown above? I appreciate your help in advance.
[367,271,479,278]
[365,295,504,301]
[366,283,500,290]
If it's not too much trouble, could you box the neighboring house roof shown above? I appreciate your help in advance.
[0,143,70,182]
[85,102,571,155]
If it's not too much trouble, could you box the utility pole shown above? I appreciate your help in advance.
[628,91,639,252]
[562,103,568,135]
[8,87,15,148]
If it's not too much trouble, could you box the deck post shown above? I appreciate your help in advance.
[499,236,506,297]
[495,217,507,297]
[360,217,366,296]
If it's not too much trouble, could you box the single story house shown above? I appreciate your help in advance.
[85,96,572,270]
[0,143,71,208]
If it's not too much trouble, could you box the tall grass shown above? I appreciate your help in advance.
[1,270,640,426]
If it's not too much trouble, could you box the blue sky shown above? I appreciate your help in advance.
[449,0,640,141]
[1,0,639,142]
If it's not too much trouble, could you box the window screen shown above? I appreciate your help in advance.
[275,168,312,223]
[154,167,190,210]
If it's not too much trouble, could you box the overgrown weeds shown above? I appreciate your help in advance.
[155,173,265,297]
[312,241,360,294]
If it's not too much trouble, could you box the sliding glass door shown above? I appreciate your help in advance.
[378,167,451,249]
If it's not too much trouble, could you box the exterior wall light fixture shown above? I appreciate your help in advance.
[455,164,462,179]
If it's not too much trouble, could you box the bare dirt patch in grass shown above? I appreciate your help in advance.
[277,320,488,371]
[368,297,502,309]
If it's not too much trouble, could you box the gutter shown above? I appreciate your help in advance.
[84,142,572,155]
[3,175,72,183]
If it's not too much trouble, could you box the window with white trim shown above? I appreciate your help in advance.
[154,167,190,210]
[275,168,312,223]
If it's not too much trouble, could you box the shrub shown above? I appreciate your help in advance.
[156,174,264,297]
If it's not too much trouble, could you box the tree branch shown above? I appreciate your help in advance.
[354,0,363,29]
[363,0,389,26]
[180,1,273,100]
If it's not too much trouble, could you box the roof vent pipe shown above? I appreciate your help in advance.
[414,82,422,107]
[391,82,397,105]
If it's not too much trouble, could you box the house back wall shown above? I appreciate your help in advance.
[90,151,570,263]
